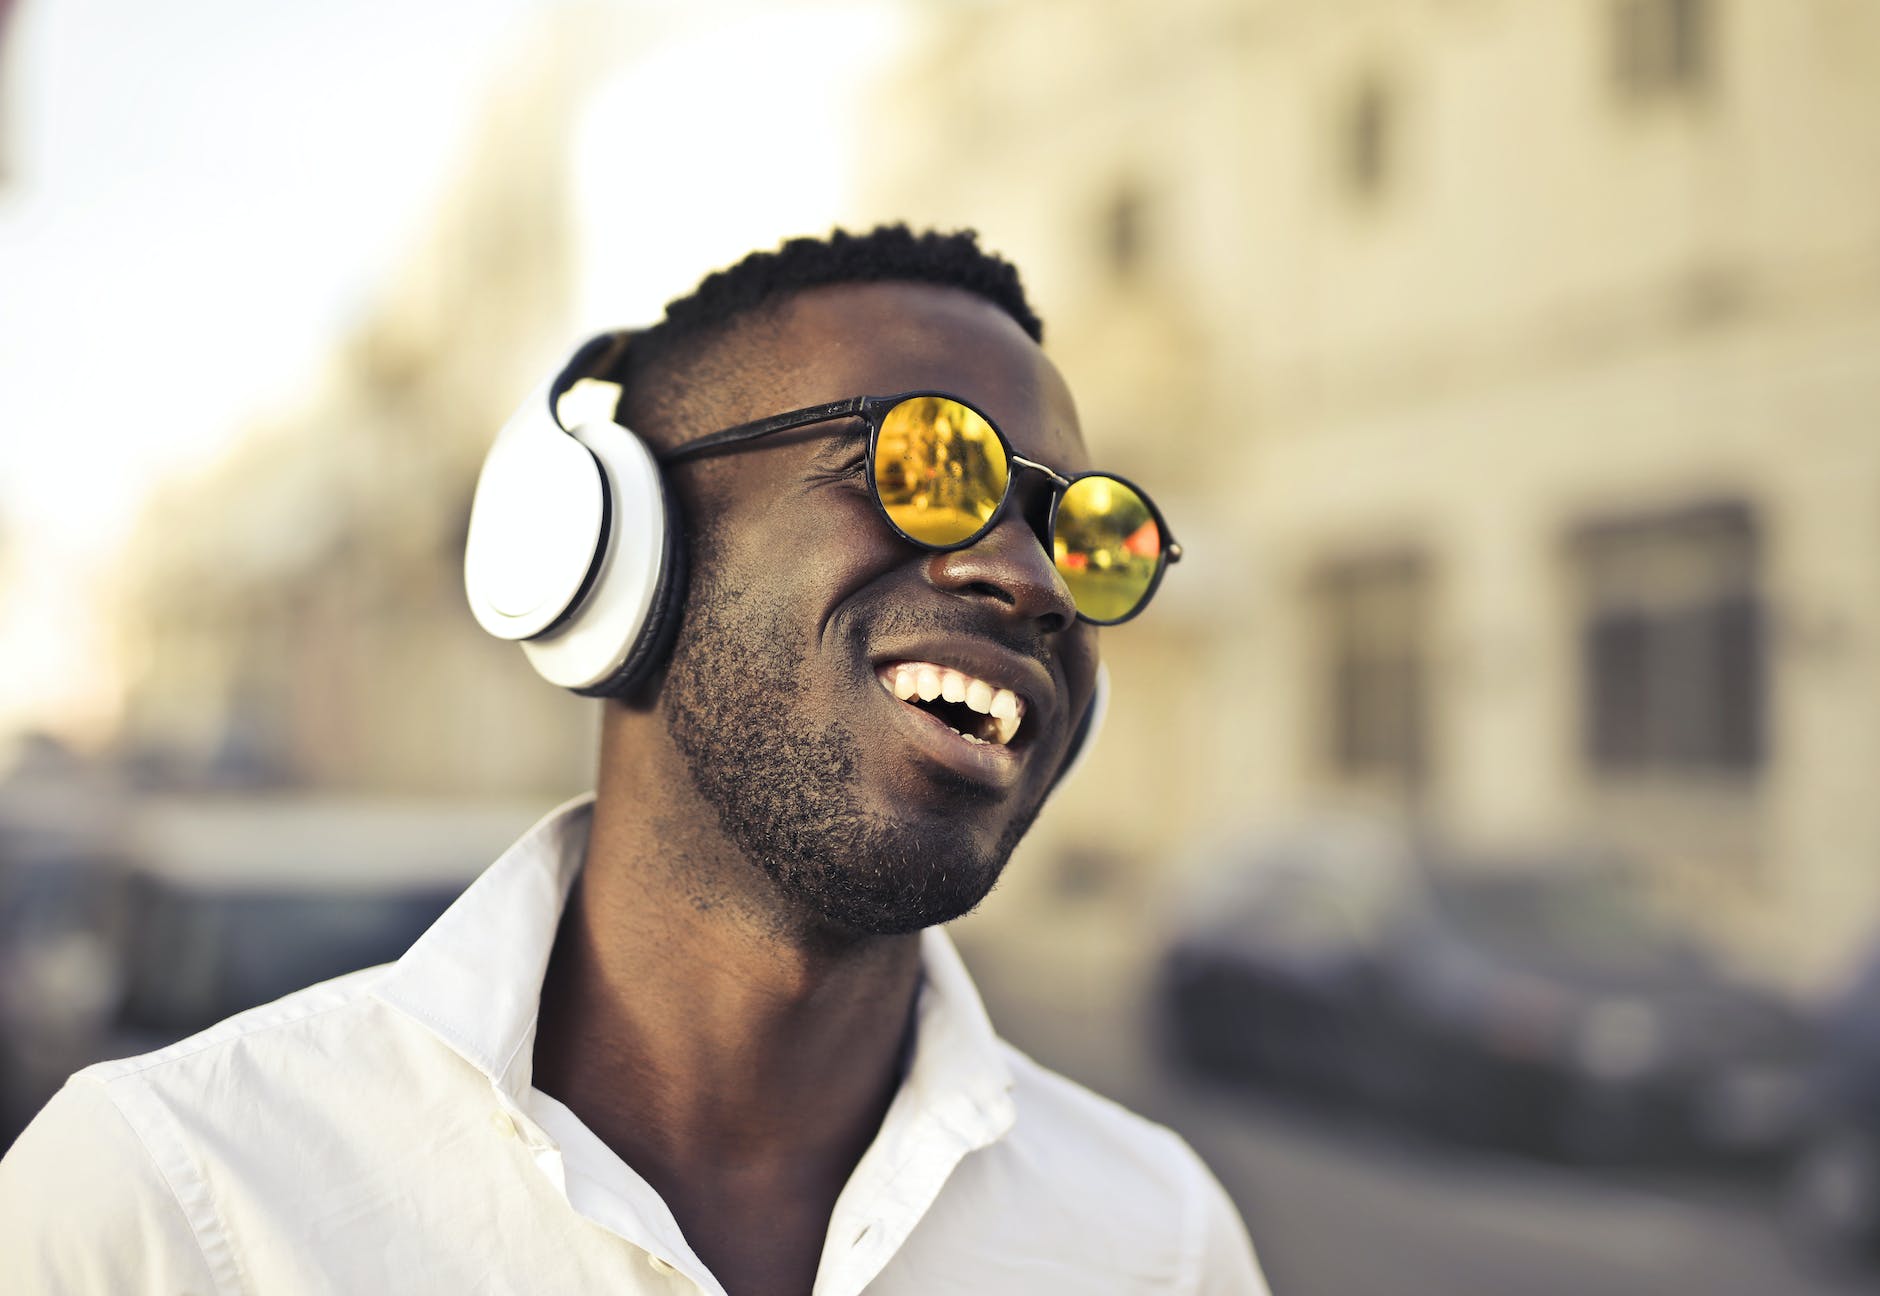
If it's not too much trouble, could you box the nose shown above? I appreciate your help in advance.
[925,510,1078,635]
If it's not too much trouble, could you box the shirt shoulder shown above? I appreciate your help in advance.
[948,1043,1270,1294]
[81,962,385,1082]
[68,963,480,1162]
[2,966,499,1293]
[997,1041,1198,1184]
[1,1071,223,1294]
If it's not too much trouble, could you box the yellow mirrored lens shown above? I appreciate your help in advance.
[1055,475,1161,622]
[874,397,1009,546]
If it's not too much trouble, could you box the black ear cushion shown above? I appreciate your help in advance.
[572,474,689,700]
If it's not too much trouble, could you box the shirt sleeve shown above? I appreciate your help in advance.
[0,1076,221,1295]
[1185,1148,1271,1296]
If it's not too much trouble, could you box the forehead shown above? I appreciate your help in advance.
[744,281,1088,471]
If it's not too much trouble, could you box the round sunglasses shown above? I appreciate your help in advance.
[658,391,1180,625]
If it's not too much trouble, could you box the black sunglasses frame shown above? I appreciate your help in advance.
[657,391,1182,626]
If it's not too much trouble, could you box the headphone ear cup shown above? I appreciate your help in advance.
[572,471,688,700]
[1048,663,1109,795]
[515,420,676,694]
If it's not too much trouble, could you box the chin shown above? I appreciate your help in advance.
[758,809,1022,940]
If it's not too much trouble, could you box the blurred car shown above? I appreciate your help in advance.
[0,823,131,1149]
[1155,825,1815,1162]
[1154,822,1414,1105]
[1385,867,1813,1162]
[1781,937,1880,1272]
[1,796,547,1151]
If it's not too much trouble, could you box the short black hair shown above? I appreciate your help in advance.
[606,226,1044,452]
[650,224,1042,351]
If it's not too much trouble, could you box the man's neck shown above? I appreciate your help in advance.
[532,845,922,1168]
[530,747,924,1293]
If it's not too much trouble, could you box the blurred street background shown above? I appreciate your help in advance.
[6,0,1880,1290]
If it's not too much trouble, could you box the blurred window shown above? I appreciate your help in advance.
[1245,873,1372,955]
[1613,0,1709,98]
[1311,553,1430,789]
[1572,500,1764,774]
[1340,73,1395,202]
[1432,873,1692,976]
[1102,182,1148,282]
[115,879,459,1032]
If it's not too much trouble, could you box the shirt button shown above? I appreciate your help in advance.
[647,1254,677,1276]
[490,1110,519,1139]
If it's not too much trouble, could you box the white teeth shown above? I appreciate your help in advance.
[876,659,1031,747]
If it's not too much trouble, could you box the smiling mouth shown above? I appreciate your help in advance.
[874,660,1027,747]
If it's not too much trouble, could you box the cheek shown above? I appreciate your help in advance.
[769,484,906,580]
[699,486,904,625]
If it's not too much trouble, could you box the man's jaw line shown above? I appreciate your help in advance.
[591,741,928,969]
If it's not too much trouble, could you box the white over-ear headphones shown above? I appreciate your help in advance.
[464,332,1108,780]
[464,331,688,696]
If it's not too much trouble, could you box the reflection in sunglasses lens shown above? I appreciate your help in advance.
[875,397,1009,547]
[1055,475,1161,622]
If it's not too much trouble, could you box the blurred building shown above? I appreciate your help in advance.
[100,0,1880,991]
[116,9,619,797]
[869,0,1880,991]
[0,0,19,188]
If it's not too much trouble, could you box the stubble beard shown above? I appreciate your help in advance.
[659,536,1039,941]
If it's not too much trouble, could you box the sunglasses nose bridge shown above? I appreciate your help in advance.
[1001,456,1071,548]
[924,508,1079,634]
[1007,455,1072,501]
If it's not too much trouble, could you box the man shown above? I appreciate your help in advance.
[1,227,1266,1293]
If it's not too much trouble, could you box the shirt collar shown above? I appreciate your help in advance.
[371,792,1015,1135]
[372,791,591,1098]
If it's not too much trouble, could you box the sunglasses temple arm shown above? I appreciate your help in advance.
[656,397,872,465]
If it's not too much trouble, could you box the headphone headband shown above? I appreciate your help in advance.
[548,331,633,418]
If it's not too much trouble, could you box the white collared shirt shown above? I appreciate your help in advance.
[1,795,1267,1295]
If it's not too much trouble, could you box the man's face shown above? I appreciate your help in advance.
[656,281,1101,938]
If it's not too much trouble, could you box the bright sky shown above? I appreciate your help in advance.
[0,0,911,738]
[574,6,909,329]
